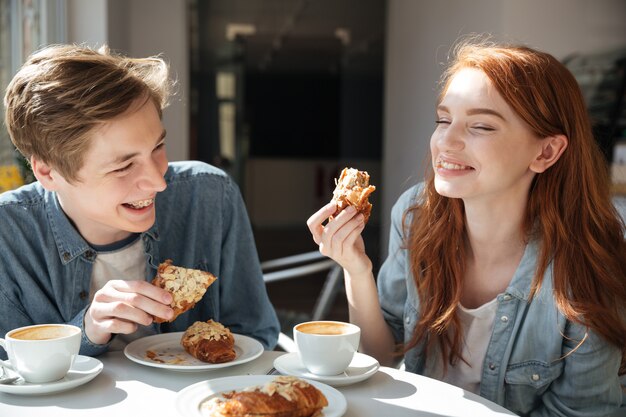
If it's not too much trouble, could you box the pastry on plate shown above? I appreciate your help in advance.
[201,376,328,417]
[181,320,236,363]
[331,167,376,224]
[151,259,217,323]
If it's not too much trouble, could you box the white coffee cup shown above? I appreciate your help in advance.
[294,320,360,376]
[0,324,81,383]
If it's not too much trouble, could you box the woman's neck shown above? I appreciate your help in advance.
[460,194,528,308]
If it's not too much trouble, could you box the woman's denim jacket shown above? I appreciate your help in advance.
[378,185,623,417]
[0,161,280,356]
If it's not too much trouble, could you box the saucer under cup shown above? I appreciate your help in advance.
[294,321,360,376]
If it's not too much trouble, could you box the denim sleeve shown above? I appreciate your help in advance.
[530,322,623,417]
[216,179,280,350]
[377,186,418,345]
[67,305,111,357]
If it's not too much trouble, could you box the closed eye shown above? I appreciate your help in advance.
[472,125,496,132]
[435,119,451,125]
[113,163,133,173]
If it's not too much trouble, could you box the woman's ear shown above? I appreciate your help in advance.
[30,156,59,191]
[530,134,568,173]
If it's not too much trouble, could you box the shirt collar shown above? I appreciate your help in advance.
[505,238,544,301]
[45,190,161,264]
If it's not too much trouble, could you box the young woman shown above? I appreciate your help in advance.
[307,41,626,416]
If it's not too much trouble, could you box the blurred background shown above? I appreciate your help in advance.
[1,0,626,329]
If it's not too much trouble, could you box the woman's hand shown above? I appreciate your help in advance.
[307,201,372,277]
[84,280,174,345]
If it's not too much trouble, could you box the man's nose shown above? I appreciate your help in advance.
[137,159,167,192]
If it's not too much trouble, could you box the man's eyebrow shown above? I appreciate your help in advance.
[106,130,167,167]
[437,105,506,121]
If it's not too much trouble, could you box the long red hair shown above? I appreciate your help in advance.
[405,41,626,374]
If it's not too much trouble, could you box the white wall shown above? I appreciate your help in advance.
[381,0,626,257]
[66,0,189,162]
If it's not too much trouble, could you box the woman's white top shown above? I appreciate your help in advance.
[426,297,498,394]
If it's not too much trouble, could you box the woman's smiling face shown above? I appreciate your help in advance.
[430,68,544,205]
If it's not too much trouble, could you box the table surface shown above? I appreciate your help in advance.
[0,350,517,416]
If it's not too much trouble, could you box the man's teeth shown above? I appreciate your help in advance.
[126,199,153,209]
[439,160,470,170]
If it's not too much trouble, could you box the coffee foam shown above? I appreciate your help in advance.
[296,321,351,335]
[11,325,79,341]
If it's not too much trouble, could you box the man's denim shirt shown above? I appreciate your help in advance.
[0,161,279,356]
[378,185,623,417]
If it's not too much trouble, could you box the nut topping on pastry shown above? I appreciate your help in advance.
[181,320,236,363]
[151,259,217,323]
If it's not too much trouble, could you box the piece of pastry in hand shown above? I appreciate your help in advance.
[330,167,376,223]
[181,320,236,363]
[201,375,329,417]
[151,259,217,323]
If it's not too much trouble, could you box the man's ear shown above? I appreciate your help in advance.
[30,156,61,191]
[530,134,568,173]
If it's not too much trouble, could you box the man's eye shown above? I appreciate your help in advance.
[435,119,451,125]
[113,163,132,173]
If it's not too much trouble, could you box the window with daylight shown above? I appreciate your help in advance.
[0,0,65,192]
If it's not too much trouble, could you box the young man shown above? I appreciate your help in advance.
[0,44,279,356]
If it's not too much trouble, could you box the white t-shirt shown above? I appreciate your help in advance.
[89,236,156,350]
[426,297,498,394]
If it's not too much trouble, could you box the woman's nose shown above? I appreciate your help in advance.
[437,123,465,151]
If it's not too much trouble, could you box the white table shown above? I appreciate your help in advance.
[0,351,517,416]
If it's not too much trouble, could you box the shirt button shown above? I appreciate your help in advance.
[405,316,411,324]
[500,315,509,323]
[489,363,496,370]
[85,250,95,260]
[79,290,88,300]
[531,374,540,381]
[63,252,71,261]
[503,294,512,301]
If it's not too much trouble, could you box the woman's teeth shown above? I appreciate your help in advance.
[125,199,153,209]
[438,160,471,170]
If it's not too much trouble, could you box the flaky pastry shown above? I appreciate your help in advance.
[181,320,236,364]
[201,376,328,417]
[331,167,376,223]
[151,259,217,323]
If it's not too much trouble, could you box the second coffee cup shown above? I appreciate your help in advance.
[293,320,360,376]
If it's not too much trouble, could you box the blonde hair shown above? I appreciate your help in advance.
[4,44,173,183]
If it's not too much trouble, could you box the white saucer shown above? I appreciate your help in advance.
[0,355,103,396]
[273,352,379,387]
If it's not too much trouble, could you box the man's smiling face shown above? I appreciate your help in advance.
[51,98,168,245]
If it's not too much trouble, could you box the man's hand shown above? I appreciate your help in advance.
[84,280,174,345]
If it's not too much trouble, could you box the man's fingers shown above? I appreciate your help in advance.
[108,279,172,304]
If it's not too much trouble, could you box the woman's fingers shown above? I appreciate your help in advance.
[307,201,337,244]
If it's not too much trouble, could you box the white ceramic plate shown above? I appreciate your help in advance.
[0,355,103,396]
[175,375,346,417]
[273,352,379,387]
[123,332,263,371]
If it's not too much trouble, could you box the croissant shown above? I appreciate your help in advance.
[181,320,236,363]
[202,376,328,417]
[151,259,217,323]
[331,167,376,224]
